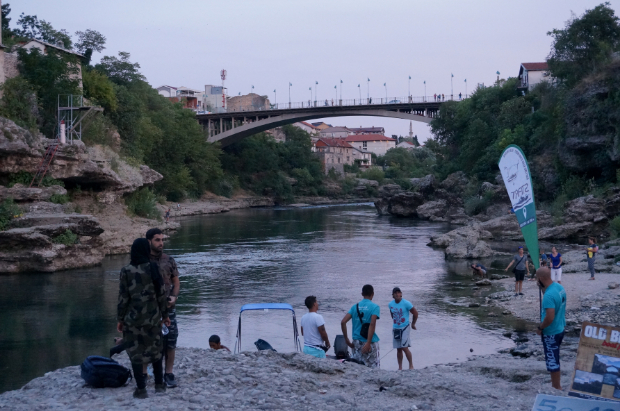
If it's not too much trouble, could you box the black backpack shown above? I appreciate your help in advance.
[80,356,132,388]
[333,335,350,359]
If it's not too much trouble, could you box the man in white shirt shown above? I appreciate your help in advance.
[300,296,330,358]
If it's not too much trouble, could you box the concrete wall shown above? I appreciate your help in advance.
[527,71,549,91]
[227,93,270,112]
[348,140,395,156]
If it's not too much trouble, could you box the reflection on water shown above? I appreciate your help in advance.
[0,204,518,393]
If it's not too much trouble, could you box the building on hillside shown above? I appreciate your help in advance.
[157,86,204,110]
[5,39,85,87]
[345,134,396,156]
[517,62,551,92]
[396,141,417,150]
[351,147,372,168]
[319,126,354,138]
[314,138,356,175]
[311,122,332,131]
[350,126,385,135]
[293,121,319,136]
[204,85,227,112]
[227,93,270,112]
[265,127,286,143]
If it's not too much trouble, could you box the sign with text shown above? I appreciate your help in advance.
[569,322,620,402]
[533,394,620,410]
[498,144,539,267]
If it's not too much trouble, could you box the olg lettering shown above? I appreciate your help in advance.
[584,325,608,340]
[611,330,620,343]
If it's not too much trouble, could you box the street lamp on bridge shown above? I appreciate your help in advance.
[273,89,276,107]
[408,76,411,99]
[367,78,370,103]
[315,81,318,105]
[383,83,387,102]
[464,79,467,98]
[309,87,312,104]
[357,84,361,102]
[424,80,426,102]
[339,79,343,103]
[451,73,454,100]
[288,82,292,108]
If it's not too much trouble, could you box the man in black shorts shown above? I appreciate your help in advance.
[505,246,529,296]
[147,228,180,388]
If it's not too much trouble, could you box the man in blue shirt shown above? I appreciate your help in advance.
[341,284,380,368]
[388,287,418,370]
[535,267,567,390]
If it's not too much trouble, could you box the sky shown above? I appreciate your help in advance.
[10,0,619,142]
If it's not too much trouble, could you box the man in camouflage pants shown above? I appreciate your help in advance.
[147,228,181,388]
[118,238,169,398]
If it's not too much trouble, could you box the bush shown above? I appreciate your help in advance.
[360,168,385,183]
[8,171,65,188]
[213,179,235,198]
[0,198,22,231]
[610,216,620,238]
[464,192,494,216]
[50,194,69,204]
[52,229,78,245]
[124,188,160,219]
[0,76,38,130]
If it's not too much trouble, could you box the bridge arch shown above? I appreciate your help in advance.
[196,101,442,147]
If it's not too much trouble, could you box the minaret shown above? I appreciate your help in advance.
[409,121,413,138]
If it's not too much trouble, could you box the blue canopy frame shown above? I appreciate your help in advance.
[234,303,302,354]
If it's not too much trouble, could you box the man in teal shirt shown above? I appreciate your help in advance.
[341,284,380,368]
[535,267,567,390]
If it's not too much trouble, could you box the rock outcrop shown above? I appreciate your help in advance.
[0,184,66,202]
[429,223,493,259]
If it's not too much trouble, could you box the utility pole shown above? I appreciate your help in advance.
[274,89,276,107]
[315,81,318,105]
[339,79,343,104]
[367,78,370,103]
[451,73,454,100]
[358,84,361,103]
[424,81,426,102]
[384,83,387,102]
[288,82,292,108]
[464,79,467,98]
[408,76,411,99]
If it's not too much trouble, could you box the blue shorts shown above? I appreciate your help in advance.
[303,345,326,358]
[542,332,564,372]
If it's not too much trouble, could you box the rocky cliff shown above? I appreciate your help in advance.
[0,117,171,273]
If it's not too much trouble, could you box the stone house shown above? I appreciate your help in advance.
[293,121,319,136]
[314,138,355,175]
[517,62,551,92]
[345,134,396,156]
[319,126,354,138]
[226,93,271,112]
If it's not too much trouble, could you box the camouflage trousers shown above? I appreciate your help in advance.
[123,324,163,365]
[352,340,380,368]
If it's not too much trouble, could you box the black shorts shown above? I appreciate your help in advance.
[514,269,526,282]
[165,309,178,350]
[542,332,564,372]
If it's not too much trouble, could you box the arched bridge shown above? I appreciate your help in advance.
[197,97,446,147]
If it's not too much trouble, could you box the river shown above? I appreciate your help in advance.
[0,204,521,393]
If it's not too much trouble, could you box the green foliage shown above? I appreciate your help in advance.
[464,191,495,216]
[343,163,360,173]
[82,69,117,112]
[610,216,620,238]
[51,229,78,245]
[359,167,385,183]
[8,171,64,188]
[548,3,620,87]
[74,29,106,55]
[0,76,38,129]
[0,198,21,231]
[17,47,80,137]
[14,13,72,49]
[50,194,69,204]
[124,188,160,219]
[95,52,145,85]
[376,147,436,179]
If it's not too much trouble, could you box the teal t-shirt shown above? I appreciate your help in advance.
[541,282,566,335]
[388,299,413,329]
[348,299,380,343]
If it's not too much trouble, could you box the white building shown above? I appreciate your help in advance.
[293,121,319,136]
[204,85,227,112]
[396,141,417,150]
[156,85,204,111]
[350,126,385,135]
[517,62,551,92]
[319,126,354,138]
[345,134,396,156]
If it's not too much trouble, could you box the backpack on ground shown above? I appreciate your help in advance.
[254,339,277,352]
[80,356,132,388]
[333,335,350,359]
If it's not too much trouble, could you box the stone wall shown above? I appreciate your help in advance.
[4,52,19,81]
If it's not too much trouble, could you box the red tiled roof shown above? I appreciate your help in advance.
[399,141,415,146]
[521,62,549,71]
[345,134,395,142]
[316,138,354,148]
[300,121,316,128]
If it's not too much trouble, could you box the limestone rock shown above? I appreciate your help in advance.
[538,222,594,240]
[468,302,481,308]
[355,178,379,188]
[563,195,607,224]
[416,200,447,220]
[429,223,493,259]
[0,184,67,202]
[409,174,435,194]
[378,184,402,198]
[609,282,619,289]
[387,192,425,217]
[476,279,492,286]
[440,171,468,193]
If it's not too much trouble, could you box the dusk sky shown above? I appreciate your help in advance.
[11,0,618,141]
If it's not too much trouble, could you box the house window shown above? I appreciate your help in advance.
[338,157,340,163]
[362,141,367,149]
[347,156,349,162]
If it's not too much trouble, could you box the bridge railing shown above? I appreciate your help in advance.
[220,95,467,113]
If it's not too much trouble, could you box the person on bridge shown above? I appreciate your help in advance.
[535,267,566,390]
[433,94,437,102]
[459,92,462,100]
[388,287,418,370]
[300,295,330,358]
[442,94,445,101]
[341,284,380,368]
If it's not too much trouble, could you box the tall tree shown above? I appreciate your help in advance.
[547,2,620,86]
[95,52,145,85]
[13,13,72,49]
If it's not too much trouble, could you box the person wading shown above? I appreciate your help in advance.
[535,267,567,390]
[147,228,180,388]
[341,284,381,368]
[300,296,330,358]
[505,246,529,296]
[117,238,170,399]
[388,287,418,370]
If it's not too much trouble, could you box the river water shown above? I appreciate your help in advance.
[0,204,522,393]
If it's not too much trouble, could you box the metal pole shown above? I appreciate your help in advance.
[424,81,426,102]
[465,79,468,98]
[408,76,411,98]
[451,75,453,100]
[367,78,370,102]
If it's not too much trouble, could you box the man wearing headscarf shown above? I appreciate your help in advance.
[117,238,170,399]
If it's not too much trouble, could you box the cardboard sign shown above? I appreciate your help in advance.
[569,322,620,402]
[533,394,620,410]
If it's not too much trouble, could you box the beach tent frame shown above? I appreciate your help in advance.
[234,303,302,354]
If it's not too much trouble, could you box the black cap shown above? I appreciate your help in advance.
[392,287,402,294]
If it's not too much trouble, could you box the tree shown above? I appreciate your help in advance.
[2,3,13,42]
[547,2,620,86]
[74,29,106,65]
[95,52,145,85]
[14,13,72,49]
[82,69,117,112]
